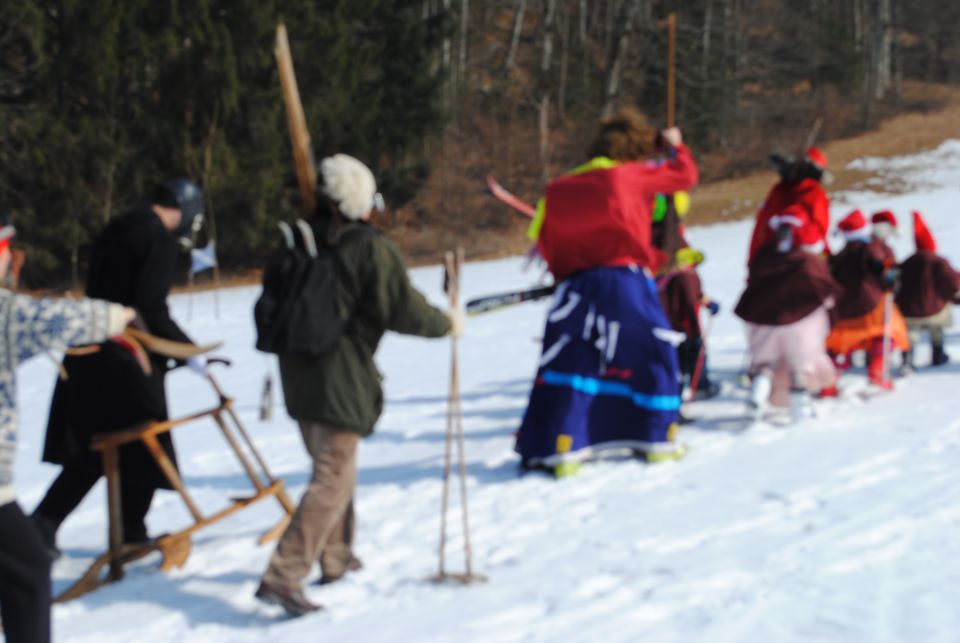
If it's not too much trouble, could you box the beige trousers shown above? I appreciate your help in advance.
[905,305,952,346]
[263,422,358,589]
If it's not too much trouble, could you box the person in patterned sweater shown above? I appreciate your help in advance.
[895,211,960,368]
[0,214,134,643]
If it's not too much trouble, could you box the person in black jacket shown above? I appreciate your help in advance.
[31,179,206,557]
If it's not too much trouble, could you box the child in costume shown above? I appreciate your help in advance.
[826,209,909,389]
[748,148,831,263]
[871,209,898,243]
[735,211,841,421]
[895,211,960,368]
[652,196,720,404]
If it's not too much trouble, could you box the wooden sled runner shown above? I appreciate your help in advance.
[54,373,295,603]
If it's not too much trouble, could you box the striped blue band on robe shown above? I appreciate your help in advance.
[540,370,681,411]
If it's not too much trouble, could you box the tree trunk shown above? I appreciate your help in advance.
[505,0,527,72]
[539,94,551,183]
[441,0,452,106]
[558,8,570,121]
[701,0,713,83]
[601,0,643,117]
[539,0,559,183]
[541,0,558,73]
[873,0,892,99]
[459,0,469,76]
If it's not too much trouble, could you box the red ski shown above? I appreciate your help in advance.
[486,175,537,219]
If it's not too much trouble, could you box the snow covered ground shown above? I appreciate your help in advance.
[11,141,960,642]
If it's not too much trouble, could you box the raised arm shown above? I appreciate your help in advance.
[361,237,452,339]
[9,294,131,363]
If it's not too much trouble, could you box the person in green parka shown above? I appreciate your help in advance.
[256,154,464,616]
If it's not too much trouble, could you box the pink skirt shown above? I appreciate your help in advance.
[746,306,837,406]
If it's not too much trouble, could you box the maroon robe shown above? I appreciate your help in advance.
[659,268,702,338]
[896,251,960,318]
[735,240,843,326]
[829,239,892,320]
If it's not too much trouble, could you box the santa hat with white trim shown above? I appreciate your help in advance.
[837,209,870,243]
[871,210,897,241]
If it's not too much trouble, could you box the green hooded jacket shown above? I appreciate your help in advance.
[278,218,451,435]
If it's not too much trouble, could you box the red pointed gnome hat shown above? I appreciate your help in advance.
[913,210,936,253]
[806,146,827,170]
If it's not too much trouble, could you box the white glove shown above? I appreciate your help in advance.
[661,126,683,147]
[187,355,209,376]
[107,305,138,336]
[447,307,466,338]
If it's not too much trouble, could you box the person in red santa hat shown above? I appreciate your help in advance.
[825,208,909,390]
[735,208,841,422]
[895,211,960,368]
[871,210,898,243]
[747,147,831,264]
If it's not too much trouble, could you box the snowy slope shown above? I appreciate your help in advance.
[10,141,960,642]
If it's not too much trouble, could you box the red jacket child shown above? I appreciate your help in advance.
[748,147,830,263]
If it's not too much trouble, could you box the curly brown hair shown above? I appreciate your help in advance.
[586,106,658,162]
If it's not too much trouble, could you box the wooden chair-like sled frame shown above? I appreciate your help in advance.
[54,373,295,602]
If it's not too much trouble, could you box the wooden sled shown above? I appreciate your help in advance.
[54,374,295,603]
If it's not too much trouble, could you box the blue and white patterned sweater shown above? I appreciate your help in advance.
[0,289,126,506]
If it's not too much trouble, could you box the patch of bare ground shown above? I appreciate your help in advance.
[687,82,960,227]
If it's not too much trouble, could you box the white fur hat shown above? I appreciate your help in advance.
[320,154,378,220]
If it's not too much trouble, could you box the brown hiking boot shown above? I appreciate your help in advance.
[316,555,363,586]
[255,581,323,617]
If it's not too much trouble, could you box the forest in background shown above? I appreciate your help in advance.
[2,0,959,287]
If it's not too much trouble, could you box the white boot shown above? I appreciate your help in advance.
[748,371,773,418]
[789,388,814,422]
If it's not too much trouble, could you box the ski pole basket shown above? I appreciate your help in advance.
[54,370,296,602]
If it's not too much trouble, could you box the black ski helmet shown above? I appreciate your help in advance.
[153,178,204,238]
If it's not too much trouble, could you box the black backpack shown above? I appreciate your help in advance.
[254,219,372,356]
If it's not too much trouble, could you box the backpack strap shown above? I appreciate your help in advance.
[278,221,295,250]
[295,219,319,258]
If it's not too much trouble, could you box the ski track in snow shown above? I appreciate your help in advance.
[9,141,960,642]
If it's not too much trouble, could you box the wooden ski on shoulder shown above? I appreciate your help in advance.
[275,23,317,216]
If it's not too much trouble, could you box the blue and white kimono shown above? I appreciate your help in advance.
[515,265,683,468]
